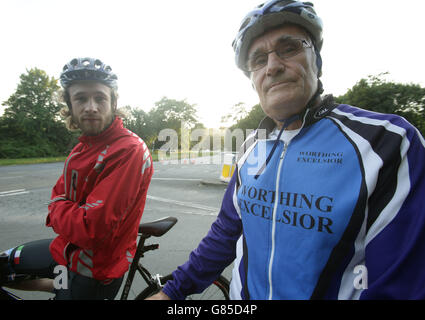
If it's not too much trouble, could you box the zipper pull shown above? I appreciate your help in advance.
[280,143,288,159]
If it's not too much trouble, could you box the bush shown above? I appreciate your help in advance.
[0,138,65,159]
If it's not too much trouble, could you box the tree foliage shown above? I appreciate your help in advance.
[3,68,422,160]
[221,102,250,127]
[225,73,425,138]
[336,73,425,135]
[229,103,264,132]
[219,102,264,151]
[0,68,77,158]
[221,102,264,134]
[149,97,201,133]
[0,67,205,159]
[121,106,153,145]
[123,97,204,150]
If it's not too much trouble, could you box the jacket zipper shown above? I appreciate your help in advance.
[64,152,80,199]
[266,109,311,299]
[70,170,78,201]
[268,142,288,300]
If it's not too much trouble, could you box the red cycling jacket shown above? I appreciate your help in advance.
[46,117,153,280]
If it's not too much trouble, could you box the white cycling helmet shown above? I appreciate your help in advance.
[232,0,323,77]
[60,57,118,90]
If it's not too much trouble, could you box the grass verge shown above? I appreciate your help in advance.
[0,151,216,166]
[0,156,67,166]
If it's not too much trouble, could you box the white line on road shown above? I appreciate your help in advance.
[0,189,30,197]
[147,195,219,215]
[0,189,26,194]
[151,178,202,181]
[0,176,24,180]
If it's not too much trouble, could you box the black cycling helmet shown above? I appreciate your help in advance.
[232,0,323,77]
[60,57,118,90]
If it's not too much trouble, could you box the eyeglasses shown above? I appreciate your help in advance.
[244,38,312,72]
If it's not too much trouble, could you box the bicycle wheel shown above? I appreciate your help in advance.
[134,275,230,300]
[186,275,230,300]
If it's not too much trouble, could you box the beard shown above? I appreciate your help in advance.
[72,113,114,136]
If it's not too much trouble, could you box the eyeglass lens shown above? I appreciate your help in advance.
[246,38,305,71]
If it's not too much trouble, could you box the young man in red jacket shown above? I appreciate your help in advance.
[1,58,153,299]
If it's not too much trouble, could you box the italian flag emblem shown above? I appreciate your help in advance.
[14,245,24,265]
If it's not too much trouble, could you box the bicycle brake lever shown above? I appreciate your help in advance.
[152,274,165,288]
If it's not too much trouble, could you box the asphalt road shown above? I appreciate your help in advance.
[0,158,232,299]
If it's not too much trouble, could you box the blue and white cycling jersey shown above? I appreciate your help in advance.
[163,96,425,300]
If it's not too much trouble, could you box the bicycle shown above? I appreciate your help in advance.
[0,216,230,300]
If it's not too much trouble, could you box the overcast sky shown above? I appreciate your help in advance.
[1,0,424,128]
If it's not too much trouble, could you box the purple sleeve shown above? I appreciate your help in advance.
[162,173,242,300]
[361,125,425,299]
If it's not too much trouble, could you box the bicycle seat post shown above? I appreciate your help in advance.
[120,234,149,300]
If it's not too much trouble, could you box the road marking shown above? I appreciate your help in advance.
[0,176,24,180]
[147,195,219,215]
[0,189,30,197]
[0,189,26,194]
[151,178,202,181]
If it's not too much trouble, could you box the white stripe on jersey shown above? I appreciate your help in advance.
[330,108,411,299]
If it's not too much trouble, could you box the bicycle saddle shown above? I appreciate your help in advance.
[138,217,178,237]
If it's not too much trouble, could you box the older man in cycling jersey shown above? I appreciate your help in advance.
[151,0,425,300]
[2,58,153,299]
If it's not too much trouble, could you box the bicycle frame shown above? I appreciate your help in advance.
[0,216,232,301]
[0,233,162,301]
[119,233,161,300]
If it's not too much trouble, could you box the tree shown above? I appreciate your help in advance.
[121,106,155,146]
[219,103,265,152]
[147,97,203,150]
[230,104,264,132]
[220,102,250,128]
[150,97,200,128]
[336,73,425,136]
[223,73,425,139]
[0,68,74,158]
[122,97,205,151]
[220,102,265,133]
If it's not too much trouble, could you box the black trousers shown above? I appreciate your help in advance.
[5,239,123,300]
